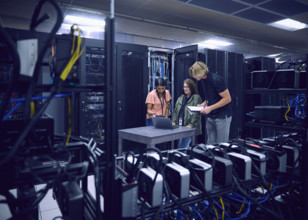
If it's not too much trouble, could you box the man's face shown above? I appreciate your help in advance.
[194,76,202,81]
[193,75,203,81]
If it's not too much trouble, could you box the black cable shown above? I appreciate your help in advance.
[24,0,63,119]
[0,25,20,124]
[232,176,283,219]
[0,81,60,167]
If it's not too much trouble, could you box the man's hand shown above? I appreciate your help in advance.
[201,106,212,114]
[172,122,176,126]
[186,125,192,128]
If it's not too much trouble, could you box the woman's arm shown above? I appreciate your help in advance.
[147,103,156,116]
[165,102,169,118]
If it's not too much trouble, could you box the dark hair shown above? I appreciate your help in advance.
[183,78,199,95]
[155,78,166,87]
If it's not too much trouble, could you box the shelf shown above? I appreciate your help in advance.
[244,121,306,133]
[245,88,306,94]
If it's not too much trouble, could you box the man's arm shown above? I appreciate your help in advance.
[200,89,231,114]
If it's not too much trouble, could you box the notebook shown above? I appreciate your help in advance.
[152,117,179,129]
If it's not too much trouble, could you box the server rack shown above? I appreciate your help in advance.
[203,49,244,140]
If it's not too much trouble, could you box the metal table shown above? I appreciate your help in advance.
[118,126,196,156]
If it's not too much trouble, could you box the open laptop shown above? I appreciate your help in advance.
[152,117,179,129]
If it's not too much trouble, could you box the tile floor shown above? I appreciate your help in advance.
[0,175,99,220]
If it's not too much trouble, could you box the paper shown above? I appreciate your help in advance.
[187,106,204,115]
[187,106,204,112]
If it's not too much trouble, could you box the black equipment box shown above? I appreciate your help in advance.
[0,114,54,152]
[254,106,288,123]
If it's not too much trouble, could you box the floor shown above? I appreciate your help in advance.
[0,175,98,220]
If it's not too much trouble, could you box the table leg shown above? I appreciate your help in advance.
[118,137,123,156]
[192,135,196,145]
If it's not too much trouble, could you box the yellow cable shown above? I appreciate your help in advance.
[60,24,84,81]
[220,197,225,220]
[65,96,72,145]
[30,101,35,118]
[212,205,219,220]
[297,64,304,71]
[238,201,245,214]
[284,101,290,121]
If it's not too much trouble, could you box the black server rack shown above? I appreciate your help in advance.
[79,39,105,145]
[204,49,244,140]
[115,42,148,153]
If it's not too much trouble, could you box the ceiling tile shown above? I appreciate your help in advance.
[189,0,247,14]
[237,0,266,4]
[235,8,284,23]
[260,0,308,16]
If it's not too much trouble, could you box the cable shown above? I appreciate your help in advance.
[24,0,63,119]
[220,196,225,220]
[65,96,72,145]
[60,24,84,81]
[1,93,73,121]
[0,81,60,167]
[191,205,204,220]
[0,24,20,126]
[2,102,22,121]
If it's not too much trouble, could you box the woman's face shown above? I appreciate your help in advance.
[156,85,166,95]
[183,83,191,96]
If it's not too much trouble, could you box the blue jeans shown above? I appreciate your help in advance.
[206,116,232,145]
[146,118,153,126]
[178,137,192,149]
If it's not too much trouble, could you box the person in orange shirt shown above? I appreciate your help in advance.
[145,78,172,126]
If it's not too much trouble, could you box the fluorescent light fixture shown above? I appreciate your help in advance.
[198,39,233,49]
[269,19,307,31]
[64,15,105,27]
[60,23,104,33]
[268,53,281,57]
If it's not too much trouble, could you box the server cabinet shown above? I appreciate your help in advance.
[79,39,105,145]
[174,45,198,101]
[115,42,148,152]
[204,49,244,140]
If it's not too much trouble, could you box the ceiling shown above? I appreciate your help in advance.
[1,0,308,62]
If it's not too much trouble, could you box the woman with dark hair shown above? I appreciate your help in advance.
[172,78,202,148]
[145,78,172,126]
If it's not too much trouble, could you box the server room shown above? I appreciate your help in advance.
[0,0,307,219]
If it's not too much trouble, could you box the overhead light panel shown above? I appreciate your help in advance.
[64,15,105,27]
[268,53,281,57]
[198,39,233,49]
[269,19,307,31]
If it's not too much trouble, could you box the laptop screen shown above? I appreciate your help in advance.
[152,117,178,129]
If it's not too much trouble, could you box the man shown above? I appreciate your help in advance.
[189,61,232,144]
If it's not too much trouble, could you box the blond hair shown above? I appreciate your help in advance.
[189,61,209,78]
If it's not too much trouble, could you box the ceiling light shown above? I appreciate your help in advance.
[198,39,233,49]
[59,23,105,34]
[64,15,105,27]
[269,19,307,31]
[268,53,281,57]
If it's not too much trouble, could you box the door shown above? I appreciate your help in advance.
[116,42,148,152]
[174,45,198,101]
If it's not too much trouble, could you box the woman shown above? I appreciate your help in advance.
[172,79,202,148]
[145,78,172,126]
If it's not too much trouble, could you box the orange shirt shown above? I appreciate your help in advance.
[145,90,172,119]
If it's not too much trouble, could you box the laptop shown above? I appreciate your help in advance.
[152,117,179,129]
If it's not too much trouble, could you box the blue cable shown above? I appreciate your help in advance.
[212,199,231,219]
[2,102,22,121]
[191,205,204,220]
[161,60,164,79]
[176,209,185,220]
[152,58,155,90]
[289,93,307,119]
[2,93,74,121]
[5,93,74,103]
